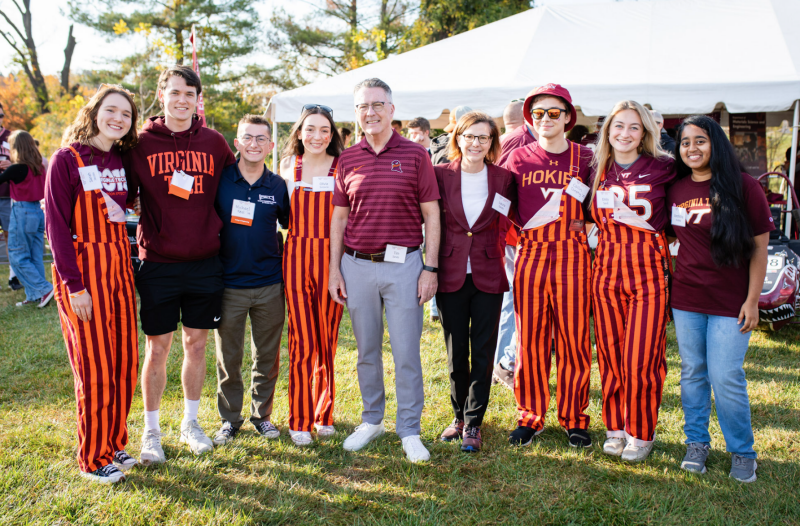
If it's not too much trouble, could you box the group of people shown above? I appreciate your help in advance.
[31,65,772,486]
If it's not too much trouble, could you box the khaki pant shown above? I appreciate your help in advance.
[214,284,284,428]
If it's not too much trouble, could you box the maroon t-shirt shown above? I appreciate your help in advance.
[591,155,676,232]
[667,173,775,317]
[333,130,440,253]
[498,124,536,168]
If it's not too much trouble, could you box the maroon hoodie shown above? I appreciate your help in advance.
[124,115,236,263]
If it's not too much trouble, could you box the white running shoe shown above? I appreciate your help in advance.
[140,430,166,466]
[314,424,336,437]
[112,450,138,471]
[343,422,385,452]
[80,464,126,484]
[603,437,627,457]
[289,430,313,446]
[401,435,430,463]
[180,420,214,455]
[621,441,654,462]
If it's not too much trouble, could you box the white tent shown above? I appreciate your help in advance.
[267,0,800,233]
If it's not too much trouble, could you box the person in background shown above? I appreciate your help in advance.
[340,127,353,148]
[279,104,346,447]
[566,124,589,144]
[668,115,773,483]
[497,100,537,166]
[651,110,676,153]
[589,100,675,462]
[0,102,21,291]
[0,131,53,307]
[392,120,404,135]
[500,99,525,142]
[45,84,140,484]
[329,77,440,463]
[407,117,432,154]
[431,106,474,165]
[581,117,604,150]
[434,111,516,453]
[211,115,290,447]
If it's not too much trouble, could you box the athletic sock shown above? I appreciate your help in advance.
[8,266,15,280]
[144,410,160,433]
[183,398,200,424]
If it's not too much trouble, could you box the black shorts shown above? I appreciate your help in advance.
[135,256,224,336]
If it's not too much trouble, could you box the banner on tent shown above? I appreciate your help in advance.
[190,26,206,127]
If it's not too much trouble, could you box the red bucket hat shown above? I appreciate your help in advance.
[523,83,576,131]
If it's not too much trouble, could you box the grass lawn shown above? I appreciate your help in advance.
[0,268,798,525]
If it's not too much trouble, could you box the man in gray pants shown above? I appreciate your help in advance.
[329,78,441,463]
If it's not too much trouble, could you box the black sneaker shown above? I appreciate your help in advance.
[566,428,592,448]
[80,464,126,484]
[8,277,22,291]
[213,421,239,446]
[112,450,138,471]
[254,420,280,439]
[509,426,541,446]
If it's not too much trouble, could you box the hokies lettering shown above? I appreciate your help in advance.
[521,169,574,188]
[146,150,216,195]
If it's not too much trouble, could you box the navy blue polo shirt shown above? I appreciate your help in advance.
[216,162,290,289]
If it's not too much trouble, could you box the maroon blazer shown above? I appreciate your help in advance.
[434,160,516,294]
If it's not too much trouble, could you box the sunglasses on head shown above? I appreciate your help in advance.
[531,108,567,120]
[303,104,333,116]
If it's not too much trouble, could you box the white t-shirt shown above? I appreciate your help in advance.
[461,165,489,274]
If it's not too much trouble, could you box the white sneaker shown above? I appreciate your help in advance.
[140,430,166,465]
[401,435,430,463]
[289,430,313,446]
[621,441,654,462]
[80,464,126,484]
[112,450,138,471]
[180,420,214,455]
[343,422,385,452]
[603,437,627,457]
[314,424,336,437]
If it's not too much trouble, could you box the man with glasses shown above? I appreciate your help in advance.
[124,65,236,463]
[329,78,440,463]
[211,115,290,446]
[504,84,594,449]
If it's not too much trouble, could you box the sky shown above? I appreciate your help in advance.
[0,0,628,77]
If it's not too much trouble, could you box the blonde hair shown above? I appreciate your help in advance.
[9,131,43,176]
[590,100,671,199]
[447,111,502,164]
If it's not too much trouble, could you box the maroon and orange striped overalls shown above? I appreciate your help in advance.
[283,155,344,432]
[52,146,138,473]
[590,168,670,444]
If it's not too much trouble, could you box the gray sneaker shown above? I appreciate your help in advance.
[681,443,710,474]
[729,454,757,483]
[180,420,214,455]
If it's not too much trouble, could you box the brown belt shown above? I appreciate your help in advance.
[344,245,419,262]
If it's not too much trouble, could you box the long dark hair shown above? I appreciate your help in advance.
[9,131,43,176]
[281,106,343,159]
[675,115,754,267]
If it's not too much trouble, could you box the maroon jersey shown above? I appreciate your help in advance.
[591,155,676,232]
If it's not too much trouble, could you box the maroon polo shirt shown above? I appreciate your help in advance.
[333,130,440,253]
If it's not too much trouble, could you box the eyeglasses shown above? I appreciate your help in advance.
[510,98,525,103]
[460,134,491,145]
[239,134,270,145]
[0,114,5,118]
[303,104,333,115]
[531,108,567,120]
[355,102,386,113]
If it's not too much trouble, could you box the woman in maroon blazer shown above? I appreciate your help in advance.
[434,111,516,453]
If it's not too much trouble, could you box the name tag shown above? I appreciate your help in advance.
[671,205,687,227]
[1,141,9,150]
[78,165,102,191]
[569,219,585,232]
[313,176,335,192]
[492,193,511,216]
[596,190,614,209]
[168,170,194,200]
[231,199,256,226]
[565,177,589,202]
[384,244,407,263]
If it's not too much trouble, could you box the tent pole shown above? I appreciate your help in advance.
[272,108,279,174]
[354,118,360,141]
[786,99,799,237]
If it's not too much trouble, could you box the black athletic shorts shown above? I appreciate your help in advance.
[135,256,224,336]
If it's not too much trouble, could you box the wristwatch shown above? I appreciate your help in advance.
[422,265,438,273]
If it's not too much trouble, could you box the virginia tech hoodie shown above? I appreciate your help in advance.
[124,115,236,263]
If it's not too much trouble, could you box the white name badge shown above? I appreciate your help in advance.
[78,165,102,191]
[313,176,335,192]
[1,141,9,150]
[384,244,407,263]
[492,193,511,216]
[671,205,687,227]
[596,190,614,209]
[565,177,589,202]
[231,199,256,226]
[169,170,194,199]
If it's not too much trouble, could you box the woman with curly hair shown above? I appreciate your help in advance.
[44,84,139,484]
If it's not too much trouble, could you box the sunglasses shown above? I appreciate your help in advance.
[531,108,567,121]
[0,114,5,118]
[303,104,333,116]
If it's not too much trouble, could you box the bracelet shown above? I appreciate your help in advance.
[69,289,86,299]
[422,265,438,273]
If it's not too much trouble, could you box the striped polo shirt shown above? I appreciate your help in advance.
[333,130,439,253]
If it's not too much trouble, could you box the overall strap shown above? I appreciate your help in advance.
[329,156,339,177]
[67,146,85,168]
[294,155,303,182]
